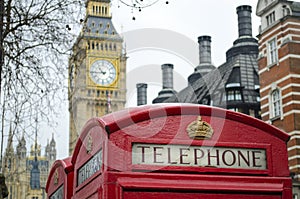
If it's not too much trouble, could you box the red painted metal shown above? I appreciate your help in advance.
[70,104,292,199]
[45,157,74,199]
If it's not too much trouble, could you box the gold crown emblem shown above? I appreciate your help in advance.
[187,116,213,139]
[86,134,93,154]
[54,169,59,185]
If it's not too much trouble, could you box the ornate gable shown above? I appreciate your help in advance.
[256,0,283,16]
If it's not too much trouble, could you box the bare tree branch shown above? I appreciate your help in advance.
[0,0,84,170]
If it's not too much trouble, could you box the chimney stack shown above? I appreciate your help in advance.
[162,64,174,89]
[198,36,212,65]
[237,5,252,37]
[152,63,177,104]
[136,83,147,106]
[226,5,257,61]
[187,36,215,84]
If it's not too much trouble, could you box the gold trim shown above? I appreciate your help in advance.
[54,169,59,185]
[86,134,93,154]
[87,57,120,89]
[187,116,214,139]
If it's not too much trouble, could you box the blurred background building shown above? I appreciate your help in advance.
[152,5,261,119]
[2,126,56,199]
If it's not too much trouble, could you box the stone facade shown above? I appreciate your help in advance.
[2,129,56,199]
[68,0,127,154]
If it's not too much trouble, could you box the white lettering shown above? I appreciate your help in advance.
[77,150,102,186]
[50,185,64,199]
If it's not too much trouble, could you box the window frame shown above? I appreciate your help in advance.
[226,89,242,102]
[267,38,278,66]
[266,11,275,26]
[269,88,282,120]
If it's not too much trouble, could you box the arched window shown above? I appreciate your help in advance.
[270,89,281,118]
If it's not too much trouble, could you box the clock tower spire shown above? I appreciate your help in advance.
[86,0,111,18]
[68,0,127,155]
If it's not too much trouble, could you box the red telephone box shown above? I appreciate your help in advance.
[45,157,74,199]
[71,104,292,199]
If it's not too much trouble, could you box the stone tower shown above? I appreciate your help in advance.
[68,0,127,154]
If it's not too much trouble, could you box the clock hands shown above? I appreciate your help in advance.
[90,60,116,85]
[90,68,107,75]
[101,70,106,75]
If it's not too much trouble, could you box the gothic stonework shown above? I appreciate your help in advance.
[3,131,56,199]
[68,0,127,155]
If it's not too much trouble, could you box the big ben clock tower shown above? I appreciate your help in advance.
[68,0,126,154]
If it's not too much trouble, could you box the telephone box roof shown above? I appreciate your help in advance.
[71,104,289,164]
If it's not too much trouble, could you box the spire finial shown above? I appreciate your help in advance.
[34,107,38,159]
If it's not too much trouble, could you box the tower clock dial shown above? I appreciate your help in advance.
[89,60,116,86]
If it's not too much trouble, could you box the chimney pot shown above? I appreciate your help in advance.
[236,5,252,37]
[198,35,212,64]
[161,63,174,89]
[136,83,147,106]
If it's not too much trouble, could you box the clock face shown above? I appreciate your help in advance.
[89,60,116,86]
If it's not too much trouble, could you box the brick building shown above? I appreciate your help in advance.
[256,0,300,197]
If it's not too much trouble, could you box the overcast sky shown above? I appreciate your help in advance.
[113,0,261,109]
[53,0,261,159]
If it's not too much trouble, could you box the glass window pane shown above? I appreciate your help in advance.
[271,89,281,117]
[268,39,278,64]
[227,90,234,101]
[235,90,242,100]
